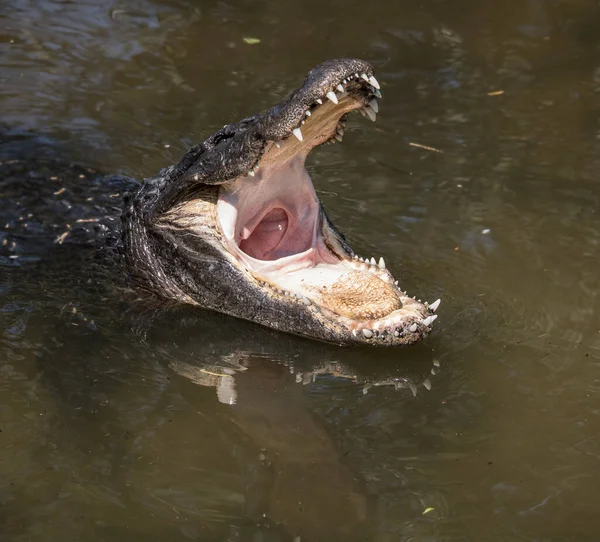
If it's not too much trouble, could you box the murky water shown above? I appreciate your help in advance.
[2,1,600,540]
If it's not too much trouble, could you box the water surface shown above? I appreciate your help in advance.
[2,1,600,540]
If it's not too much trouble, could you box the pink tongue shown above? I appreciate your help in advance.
[239,208,288,260]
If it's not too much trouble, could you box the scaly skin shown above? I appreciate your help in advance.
[121,59,440,346]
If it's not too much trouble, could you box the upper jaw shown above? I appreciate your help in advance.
[246,62,381,175]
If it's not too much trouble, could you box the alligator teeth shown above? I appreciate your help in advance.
[369,98,379,113]
[359,109,366,117]
[409,323,418,332]
[275,142,281,148]
[363,105,376,122]
[369,75,381,89]
[361,73,370,83]
[305,110,311,117]
[335,134,343,142]
[336,83,344,92]
[316,98,323,105]
[248,170,255,177]
[394,280,398,285]
[342,79,347,84]
[429,299,441,312]
[292,128,303,141]
[326,91,338,104]
[370,257,376,265]
[362,329,374,338]
[378,257,386,269]
[373,88,382,99]
[337,126,345,136]
[422,316,434,327]
[301,296,311,305]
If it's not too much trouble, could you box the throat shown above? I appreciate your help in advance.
[217,154,321,266]
[239,207,289,260]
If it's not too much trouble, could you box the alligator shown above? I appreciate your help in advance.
[122,58,440,345]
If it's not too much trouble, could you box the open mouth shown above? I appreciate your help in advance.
[216,70,440,342]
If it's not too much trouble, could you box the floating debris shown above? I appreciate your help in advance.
[409,142,444,153]
[423,507,435,515]
[487,90,504,96]
[243,37,261,45]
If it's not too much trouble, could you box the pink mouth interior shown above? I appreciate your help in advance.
[239,207,290,260]
[217,153,336,274]
[239,207,304,261]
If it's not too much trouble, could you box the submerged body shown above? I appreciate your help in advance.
[122,58,440,345]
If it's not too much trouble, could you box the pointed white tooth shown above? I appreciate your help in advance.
[359,109,366,117]
[316,98,323,104]
[337,126,344,135]
[301,296,311,306]
[301,120,305,125]
[305,110,311,117]
[326,91,338,104]
[368,75,380,89]
[430,314,438,324]
[423,316,433,327]
[362,328,374,338]
[370,257,376,265]
[369,98,379,113]
[429,299,441,312]
[394,280,398,285]
[394,330,399,337]
[335,134,343,142]
[363,105,376,122]
[337,84,344,92]
[342,79,347,84]
[373,88,382,99]
[275,142,281,148]
[409,323,418,332]
[359,256,364,262]
[378,257,385,269]
[292,128,303,141]
[361,73,369,82]
[354,73,359,78]
[248,170,255,177]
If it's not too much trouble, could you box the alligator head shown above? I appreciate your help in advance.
[122,58,440,345]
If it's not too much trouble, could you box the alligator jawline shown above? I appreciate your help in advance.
[124,58,441,345]
[214,74,438,338]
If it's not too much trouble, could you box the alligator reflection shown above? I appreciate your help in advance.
[146,307,439,539]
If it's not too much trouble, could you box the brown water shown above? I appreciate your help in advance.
[1,1,600,540]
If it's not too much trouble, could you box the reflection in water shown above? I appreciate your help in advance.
[2,0,600,540]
